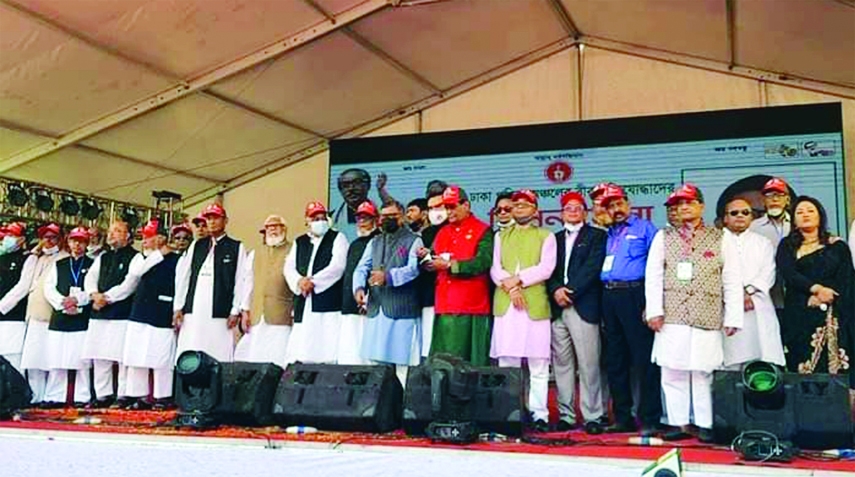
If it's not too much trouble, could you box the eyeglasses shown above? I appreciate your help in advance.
[764,192,787,199]
[495,206,513,214]
[728,209,752,217]
[173,235,192,241]
[562,205,585,212]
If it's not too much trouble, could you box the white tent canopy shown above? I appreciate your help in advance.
[1,0,853,206]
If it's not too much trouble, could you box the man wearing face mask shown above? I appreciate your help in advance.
[0,223,35,373]
[548,192,608,434]
[191,214,210,241]
[235,215,295,369]
[406,199,429,234]
[490,190,557,432]
[492,191,515,232]
[82,220,140,408]
[354,201,424,385]
[86,227,105,260]
[174,203,251,364]
[19,223,64,404]
[121,220,179,409]
[589,183,614,231]
[750,177,791,319]
[339,202,380,365]
[416,193,448,359]
[170,222,193,255]
[284,202,349,364]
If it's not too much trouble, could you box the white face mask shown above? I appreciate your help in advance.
[2,236,20,253]
[309,220,330,237]
[564,222,583,233]
[767,207,784,218]
[496,219,515,229]
[356,227,375,238]
[265,234,285,247]
[43,245,59,256]
[87,244,100,253]
[428,209,448,226]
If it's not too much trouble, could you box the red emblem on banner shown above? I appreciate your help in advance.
[545,161,573,184]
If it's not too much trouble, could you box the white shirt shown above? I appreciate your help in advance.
[0,254,37,315]
[750,213,791,247]
[645,228,743,372]
[173,235,251,315]
[43,256,90,312]
[563,227,581,284]
[84,253,145,306]
[283,231,349,297]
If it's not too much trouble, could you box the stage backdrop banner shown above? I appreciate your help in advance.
[329,103,847,241]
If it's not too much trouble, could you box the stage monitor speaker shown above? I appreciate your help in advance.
[272,363,403,433]
[403,355,526,437]
[0,357,32,418]
[713,366,853,449]
[174,351,284,427]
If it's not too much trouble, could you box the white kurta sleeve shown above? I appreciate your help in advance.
[228,243,249,316]
[43,262,64,311]
[490,233,512,285]
[644,230,666,320]
[749,235,776,296]
[173,250,192,312]
[103,253,145,303]
[311,233,349,294]
[0,254,37,315]
[387,238,423,287]
[240,248,254,312]
[722,239,745,329]
[283,239,302,295]
[84,255,102,298]
[353,238,374,295]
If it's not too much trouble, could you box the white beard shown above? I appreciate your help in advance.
[357,228,376,238]
[767,207,784,218]
[265,235,285,247]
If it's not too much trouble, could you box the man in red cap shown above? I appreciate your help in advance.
[415,189,451,360]
[174,203,251,363]
[600,183,663,435]
[43,227,94,407]
[548,191,608,434]
[284,201,349,364]
[170,222,193,255]
[490,189,556,432]
[86,226,105,260]
[664,192,681,229]
[645,184,743,442]
[589,183,614,231]
[117,220,180,409]
[82,220,139,408]
[234,214,294,369]
[191,213,210,241]
[0,222,34,373]
[19,223,64,404]
[338,201,380,365]
[429,185,494,365]
[750,177,791,315]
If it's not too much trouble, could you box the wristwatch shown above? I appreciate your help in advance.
[744,285,758,296]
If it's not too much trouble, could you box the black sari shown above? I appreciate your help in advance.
[777,240,854,389]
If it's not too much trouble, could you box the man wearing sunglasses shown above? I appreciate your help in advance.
[492,191,515,232]
[721,197,785,370]
[170,223,193,255]
[750,177,791,320]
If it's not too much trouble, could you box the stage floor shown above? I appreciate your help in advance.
[0,409,852,476]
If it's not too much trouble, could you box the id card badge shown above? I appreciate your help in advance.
[677,262,694,281]
[602,255,615,272]
[69,287,83,313]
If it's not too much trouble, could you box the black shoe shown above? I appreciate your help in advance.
[640,423,665,437]
[150,398,175,411]
[662,425,693,441]
[697,427,714,443]
[604,421,637,434]
[127,399,152,411]
[531,419,550,433]
[585,420,604,435]
[556,420,578,432]
[40,401,65,410]
[597,415,609,426]
[111,398,134,410]
[87,397,114,409]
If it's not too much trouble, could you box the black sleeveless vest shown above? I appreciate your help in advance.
[0,249,28,322]
[293,231,343,323]
[50,255,93,332]
[183,235,240,318]
[91,245,137,320]
[129,253,180,329]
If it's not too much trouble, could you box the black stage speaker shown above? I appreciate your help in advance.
[713,366,853,449]
[272,363,403,433]
[174,351,284,427]
[403,355,526,436]
[0,356,32,418]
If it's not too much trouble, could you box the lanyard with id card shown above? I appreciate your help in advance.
[676,227,696,283]
[603,225,629,273]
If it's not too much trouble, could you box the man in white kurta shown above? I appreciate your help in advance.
[19,224,65,403]
[174,203,250,363]
[721,197,785,368]
[645,184,743,442]
[283,202,349,364]
[0,223,35,373]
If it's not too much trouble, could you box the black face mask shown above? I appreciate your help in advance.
[408,221,422,232]
[381,219,400,234]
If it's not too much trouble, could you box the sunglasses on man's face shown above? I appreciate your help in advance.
[727,209,752,217]
[495,206,513,214]
[173,234,192,241]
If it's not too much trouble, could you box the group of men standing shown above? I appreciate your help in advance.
[0,175,838,443]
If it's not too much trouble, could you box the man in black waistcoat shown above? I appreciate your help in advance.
[339,201,380,365]
[82,220,140,408]
[0,222,33,373]
[415,192,448,360]
[284,201,349,364]
[174,203,251,363]
[122,220,180,410]
[43,227,94,407]
[354,201,424,386]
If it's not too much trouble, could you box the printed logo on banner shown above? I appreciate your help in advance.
[764,143,799,159]
[545,161,573,184]
[802,141,836,157]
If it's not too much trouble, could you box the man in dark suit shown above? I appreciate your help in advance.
[548,191,607,434]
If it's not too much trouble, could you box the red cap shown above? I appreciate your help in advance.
[560,191,587,209]
[38,223,61,238]
[67,227,90,241]
[442,186,463,206]
[664,192,679,207]
[141,220,161,239]
[171,222,192,236]
[589,183,610,200]
[202,203,227,218]
[305,201,327,218]
[191,213,206,226]
[600,185,627,205]
[356,201,378,217]
[4,222,25,237]
[0,227,5,239]
[671,183,703,203]
[762,177,788,195]
[511,189,538,207]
